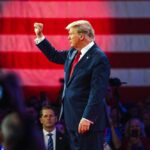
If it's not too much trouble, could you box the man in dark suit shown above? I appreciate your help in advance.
[40,105,70,150]
[34,20,110,150]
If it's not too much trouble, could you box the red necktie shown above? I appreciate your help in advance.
[69,52,81,78]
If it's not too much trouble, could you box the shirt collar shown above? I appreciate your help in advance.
[43,128,56,136]
[80,41,94,56]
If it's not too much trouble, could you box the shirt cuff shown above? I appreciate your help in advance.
[34,36,45,45]
[82,118,94,124]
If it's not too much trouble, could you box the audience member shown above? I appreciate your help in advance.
[104,106,122,150]
[0,72,45,150]
[142,110,150,138]
[123,118,150,150]
[40,105,70,150]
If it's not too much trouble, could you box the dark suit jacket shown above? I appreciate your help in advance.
[56,130,70,150]
[37,39,110,132]
[42,129,70,150]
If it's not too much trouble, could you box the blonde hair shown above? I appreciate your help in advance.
[66,20,95,40]
[124,118,145,138]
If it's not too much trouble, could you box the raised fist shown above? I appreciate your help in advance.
[34,22,44,38]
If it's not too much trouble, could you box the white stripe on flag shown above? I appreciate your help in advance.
[0,35,150,52]
[0,1,150,18]
[1,69,64,86]
[111,69,150,87]
[1,69,150,87]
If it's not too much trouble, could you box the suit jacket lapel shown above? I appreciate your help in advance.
[67,44,96,86]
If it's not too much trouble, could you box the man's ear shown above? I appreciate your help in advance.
[79,34,84,40]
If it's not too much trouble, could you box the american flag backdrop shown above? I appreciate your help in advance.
[0,0,150,102]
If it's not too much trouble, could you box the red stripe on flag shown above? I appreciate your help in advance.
[120,86,150,103]
[23,86,62,103]
[23,86,150,103]
[1,35,149,52]
[0,52,150,69]
[1,18,150,35]
[106,52,150,68]
[0,52,64,69]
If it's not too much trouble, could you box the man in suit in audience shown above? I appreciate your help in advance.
[40,105,70,150]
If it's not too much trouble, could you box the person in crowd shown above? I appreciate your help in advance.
[105,78,128,124]
[142,110,150,138]
[39,91,51,107]
[104,106,122,150]
[1,112,24,150]
[34,20,110,150]
[123,118,150,150]
[0,72,45,150]
[40,105,70,150]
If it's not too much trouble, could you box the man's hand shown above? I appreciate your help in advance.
[34,22,44,38]
[78,118,93,134]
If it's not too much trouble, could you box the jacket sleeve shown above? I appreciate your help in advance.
[37,38,68,64]
[82,53,110,123]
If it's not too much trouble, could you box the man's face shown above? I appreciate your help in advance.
[40,109,57,130]
[130,119,141,131]
[111,108,121,122]
[68,27,81,49]
[129,119,141,138]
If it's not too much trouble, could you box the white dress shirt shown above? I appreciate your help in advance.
[43,128,56,150]
[79,41,94,61]
[34,36,45,44]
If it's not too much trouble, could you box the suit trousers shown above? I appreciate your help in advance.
[68,130,104,150]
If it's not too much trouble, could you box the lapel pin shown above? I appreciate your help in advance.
[86,56,89,59]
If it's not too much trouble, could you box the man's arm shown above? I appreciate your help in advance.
[34,22,68,64]
[82,54,110,122]
[78,52,110,133]
[78,52,110,134]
